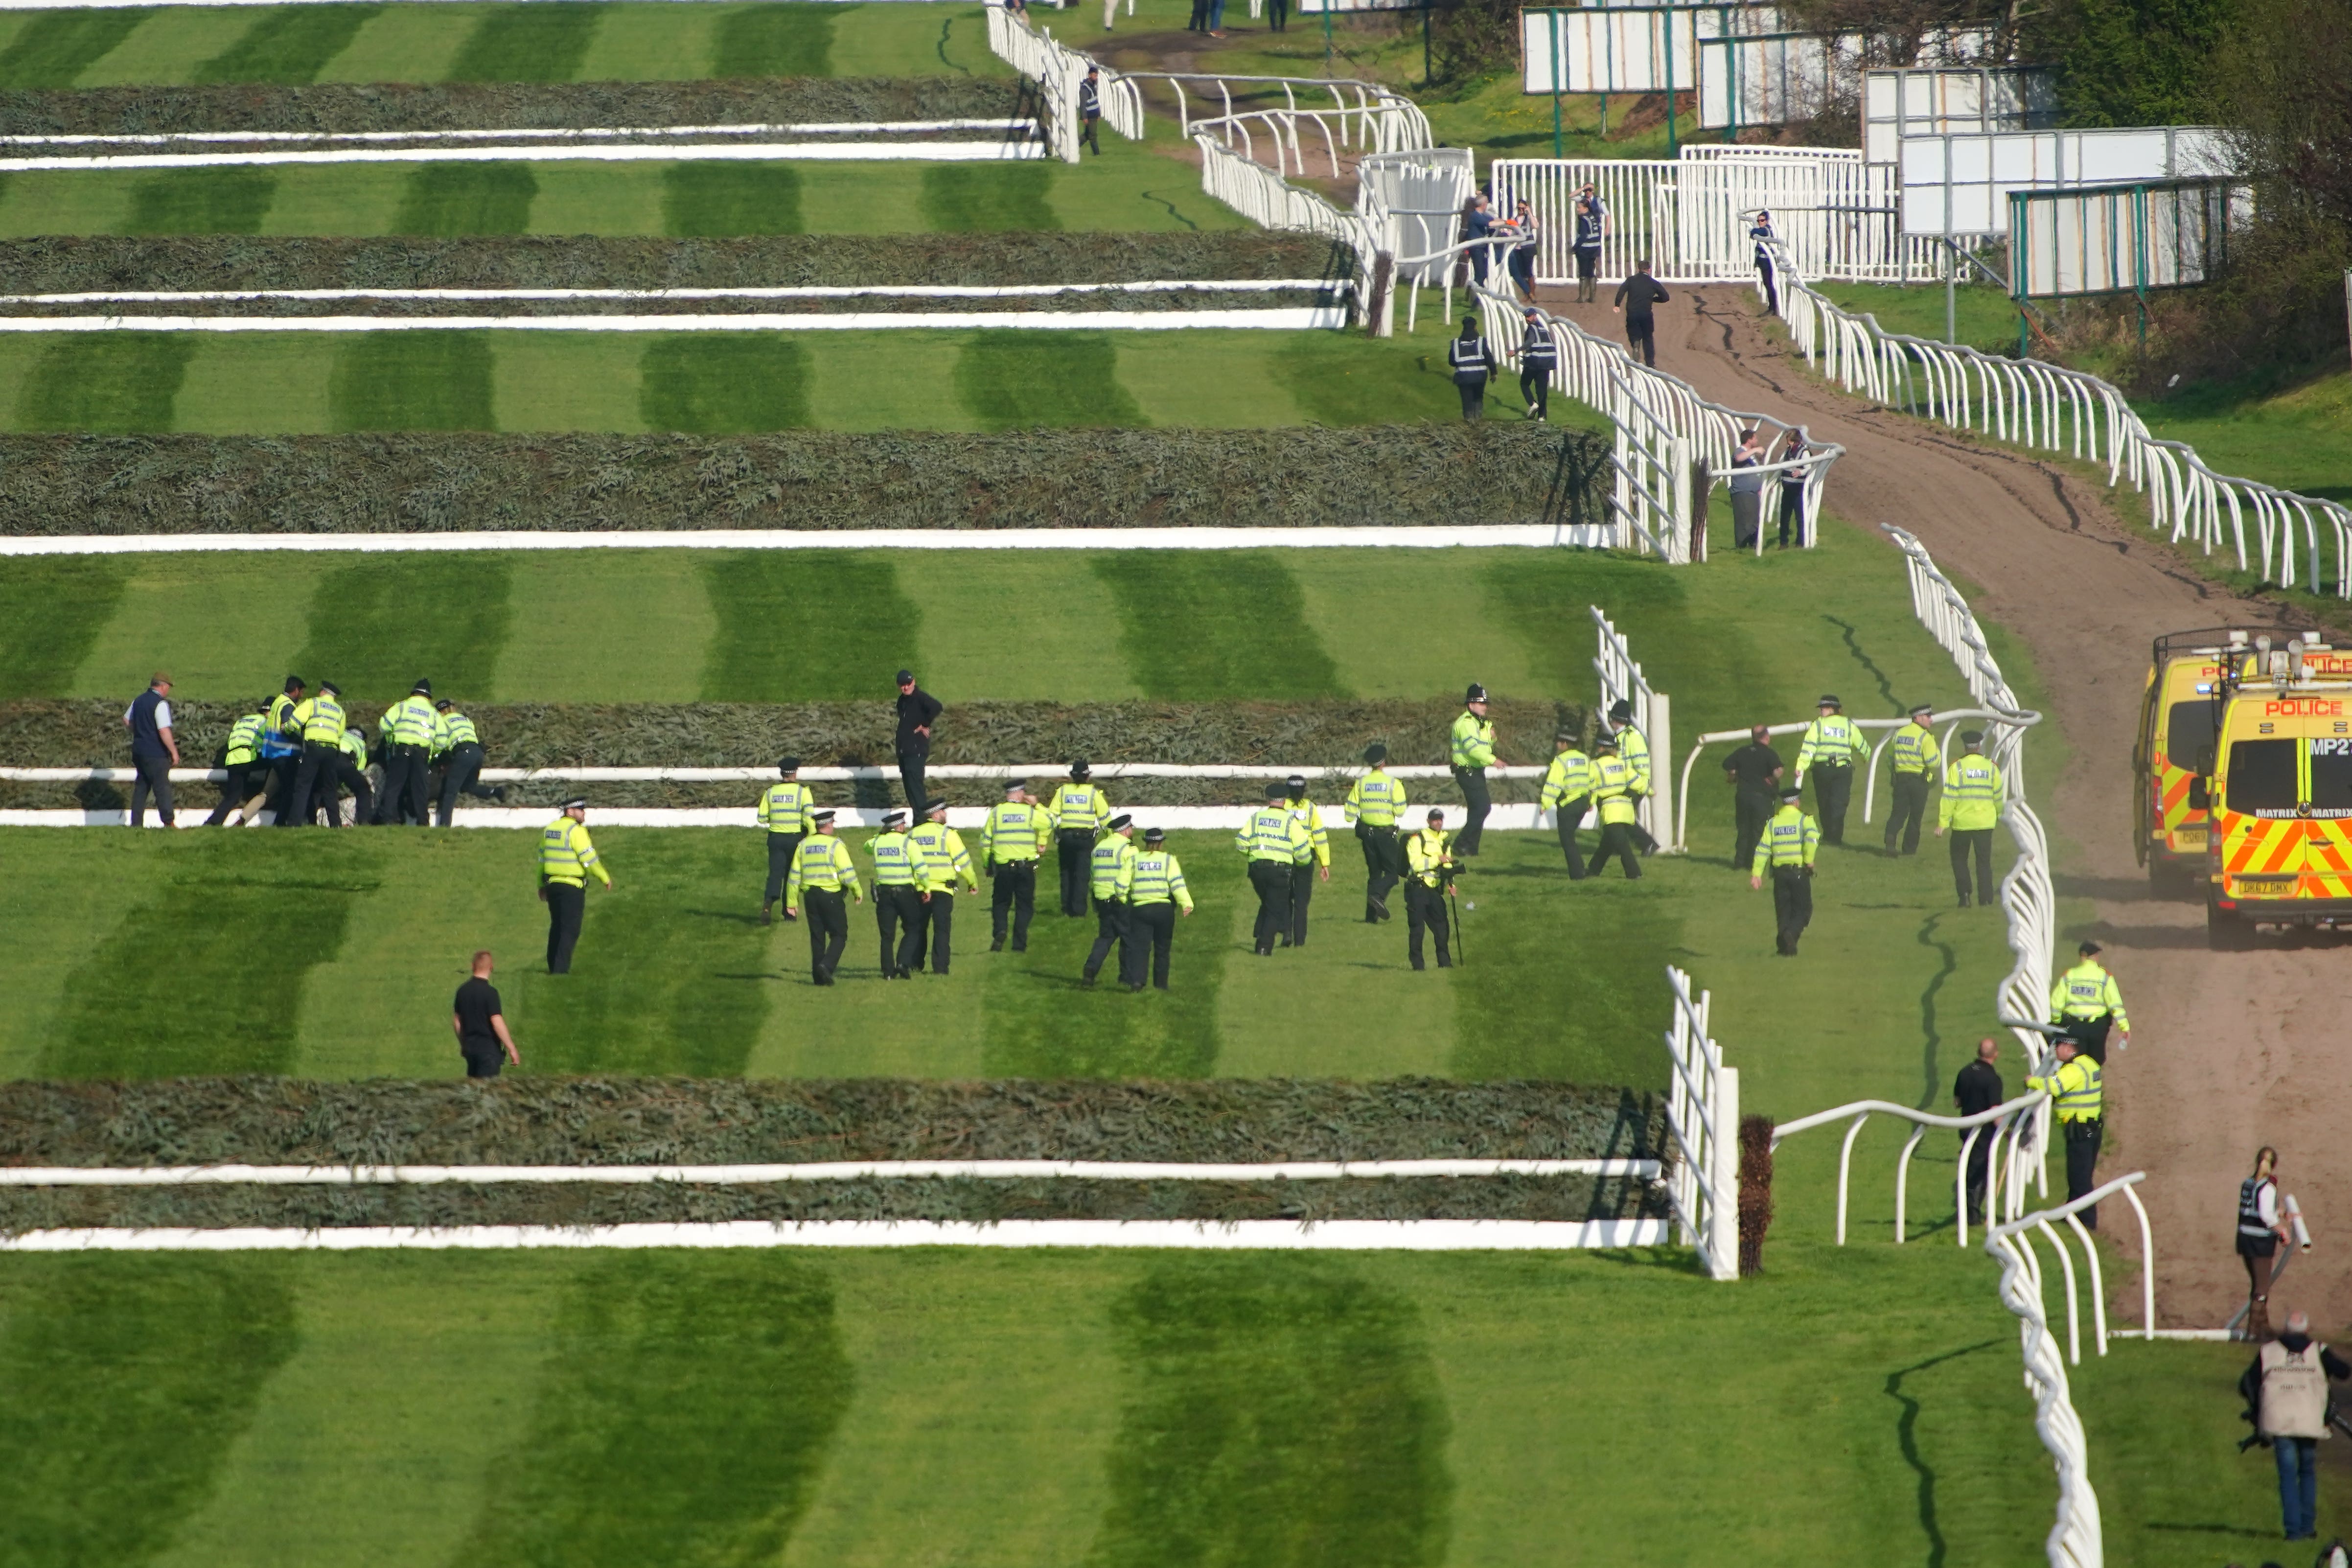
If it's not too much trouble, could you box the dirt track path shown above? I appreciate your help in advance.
[1534,283,2352,1330]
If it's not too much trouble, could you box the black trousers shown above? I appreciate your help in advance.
[1288,863,1315,945]
[2064,1119,2103,1227]
[876,884,924,977]
[1950,827,1995,904]
[1778,481,1805,546]
[1268,0,1288,27]
[1457,378,1485,420]
[205,762,267,825]
[1771,865,1812,954]
[1587,822,1641,880]
[437,743,498,826]
[545,882,586,973]
[268,753,301,825]
[1247,860,1292,954]
[804,887,848,984]
[1520,364,1551,419]
[1626,315,1656,367]
[2057,1013,2114,1065]
[1810,763,1853,844]
[914,890,954,974]
[1124,901,1176,987]
[1732,789,1775,873]
[333,758,372,827]
[1886,772,1930,854]
[1756,255,1778,315]
[1056,830,1093,916]
[378,742,430,825]
[1509,250,1535,298]
[1553,795,1590,878]
[991,863,1037,949]
[1187,0,1207,28]
[130,754,175,827]
[1085,895,1130,980]
[763,832,805,906]
[1961,1130,1993,1221]
[1357,823,1403,918]
[1453,765,1491,854]
[462,1042,504,1080]
[896,745,927,812]
[288,740,341,828]
[1405,880,1452,969]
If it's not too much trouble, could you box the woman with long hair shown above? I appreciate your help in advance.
[2238,1146,2289,1340]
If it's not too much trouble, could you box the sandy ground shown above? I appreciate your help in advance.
[1526,282,2351,1332]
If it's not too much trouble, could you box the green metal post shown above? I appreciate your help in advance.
[1322,0,1332,72]
[1664,12,1677,158]
[1550,12,1563,156]
[1422,0,1431,87]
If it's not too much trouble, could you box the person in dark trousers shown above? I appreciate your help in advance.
[1727,427,1767,549]
[1344,744,1408,921]
[1283,774,1329,947]
[1794,693,1868,845]
[785,808,862,986]
[375,679,438,826]
[285,680,347,830]
[1460,195,1493,285]
[1883,703,1941,857]
[331,717,374,828]
[1048,760,1112,917]
[1586,738,1645,881]
[452,950,521,1079]
[1613,258,1670,368]
[983,780,1049,952]
[1121,826,1193,989]
[1937,730,2005,907]
[206,700,272,827]
[1187,0,1206,29]
[2244,1309,2351,1543]
[264,675,305,824]
[1572,193,1603,303]
[1723,724,1784,873]
[866,807,930,980]
[1083,815,1136,984]
[1750,785,1820,955]
[1506,198,1539,300]
[1237,782,1308,956]
[2026,1036,2102,1223]
[894,669,941,812]
[1749,208,1779,315]
[1517,306,1556,421]
[123,672,179,828]
[432,699,503,826]
[1403,808,1455,970]
[1539,729,1595,878]
[2238,1146,2291,1342]
[537,799,613,975]
[1952,1037,2005,1222]
[1267,0,1289,28]
[1447,316,1496,421]
[1449,683,1502,854]
[1078,67,1103,155]
[758,757,816,925]
[908,797,977,974]
[1776,429,1811,547]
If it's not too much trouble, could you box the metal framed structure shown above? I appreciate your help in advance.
[1898,124,2233,237]
[1699,26,1999,131]
[1862,66,2055,165]
[2008,179,2248,300]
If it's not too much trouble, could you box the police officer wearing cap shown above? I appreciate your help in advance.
[757,757,817,926]
[431,698,503,826]
[1084,814,1138,984]
[2026,1036,2104,1224]
[1936,729,2005,907]
[908,797,978,974]
[1602,699,1658,854]
[1120,826,1194,990]
[1283,775,1330,947]
[1540,729,1596,878]
[2048,939,2129,1063]
[1751,784,1820,956]
[1403,807,1456,969]
[1795,694,1869,845]
[1883,703,1941,856]
[1238,782,1310,956]
[264,675,305,822]
[785,808,862,986]
[1451,684,1508,855]
[539,798,613,974]
[1050,761,1113,917]
[1586,737,1643,880]
[286,680,347,828]
[1344,744,1408,922]
[376,678,438,825]
[982,779,1051,952]
[868,807,932,979]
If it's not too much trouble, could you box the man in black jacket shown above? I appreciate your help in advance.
[1613,259,1671,368]
[1952,1038,2005,1222]
[894,669,941,811]
[1722,723,1783,872]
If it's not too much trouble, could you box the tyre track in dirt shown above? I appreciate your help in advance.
[1534,283,2352,1330]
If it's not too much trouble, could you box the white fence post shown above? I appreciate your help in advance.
[1661,965,1737,1280]
[1591,605,1680,851]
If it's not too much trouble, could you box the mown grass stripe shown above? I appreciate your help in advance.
[509,830,774,1075]
[0,556,126,699]
[125,169,277,235]
[19,333,195,433]
[955,329,1140,431]
[454,1252,852,1566]
[978,867,1234,1078]
[1095,1257,1453,1568]
[0,10,146,89]
[328,330,494,431]
[712,3,836,78]
[41,835,377,1078]
[0,1256,300,1568]
[195,4,384,86]
[920,163,1058,233]
[393,162,538,236]
[699,550,921,702]
[292,553,514,699]
[446,1,604,83]
[662,162,806,237]
[641,334,812,433]
[1092,552,1347,700]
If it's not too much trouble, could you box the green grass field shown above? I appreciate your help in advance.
[0,2,1007,89]
[0,323,1531,435]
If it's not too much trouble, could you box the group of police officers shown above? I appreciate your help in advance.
[201,673,504,830]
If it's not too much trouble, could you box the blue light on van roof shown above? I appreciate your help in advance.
[2196,683,2213,693]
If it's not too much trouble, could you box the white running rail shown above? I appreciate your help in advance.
[1591,605,1677,851]
[986,6,1144,161]
[1770,1091,2048,1246]
[6,763,1551,785]
[1776,239,2352,598]
[0,1157,1658,1186]
[1662,965,1740,1280]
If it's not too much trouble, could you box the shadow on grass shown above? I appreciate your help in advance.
[1886,1340,2001,1568]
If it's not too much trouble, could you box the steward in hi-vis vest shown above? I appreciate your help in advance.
[1937,731,2006,909]
[982,781,1051,953]
[1344,742,1409,922]
[758,757,818,926]
[867,808,933,981]
[785,808,862,987]
[1083,815,1138,986]
[1284,775,1330,949]
[1883,702,1940,857]
[538,798,614,976]
[1120,826,1193,991]
[1795,693,1869,845]
[1749,786,1820,956]
[1049,761,1114,919]
[908,797,978,977]
[2025,1038,2103,1226]
[2047,939,2130,1063]
[1403,808,1456,971]
[1237,782,1311,957]
[376,679,438,826]
[1541,729,1597,879]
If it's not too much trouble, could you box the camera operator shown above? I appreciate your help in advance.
[2241,1309,2350,1544]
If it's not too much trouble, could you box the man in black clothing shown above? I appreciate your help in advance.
[1952,1037,2004,1221]
[451,950,521,1079]
[1722,724,1784,873]
[894,669,941,811]
[1612,258,1671,368]
[1079,68,1103,155]
[1447,316,1495,421]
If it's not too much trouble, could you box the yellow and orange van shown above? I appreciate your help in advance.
[2191,632,2352,947]
[2135,630,2282,894]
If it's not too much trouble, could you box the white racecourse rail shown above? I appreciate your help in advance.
[1661,965,1739,1280]
[1591,605,1677,850]
[1773,241,2352,598]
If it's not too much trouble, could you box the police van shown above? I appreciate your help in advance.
[2191,632,2352,948]
[2135,629,2284,894]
